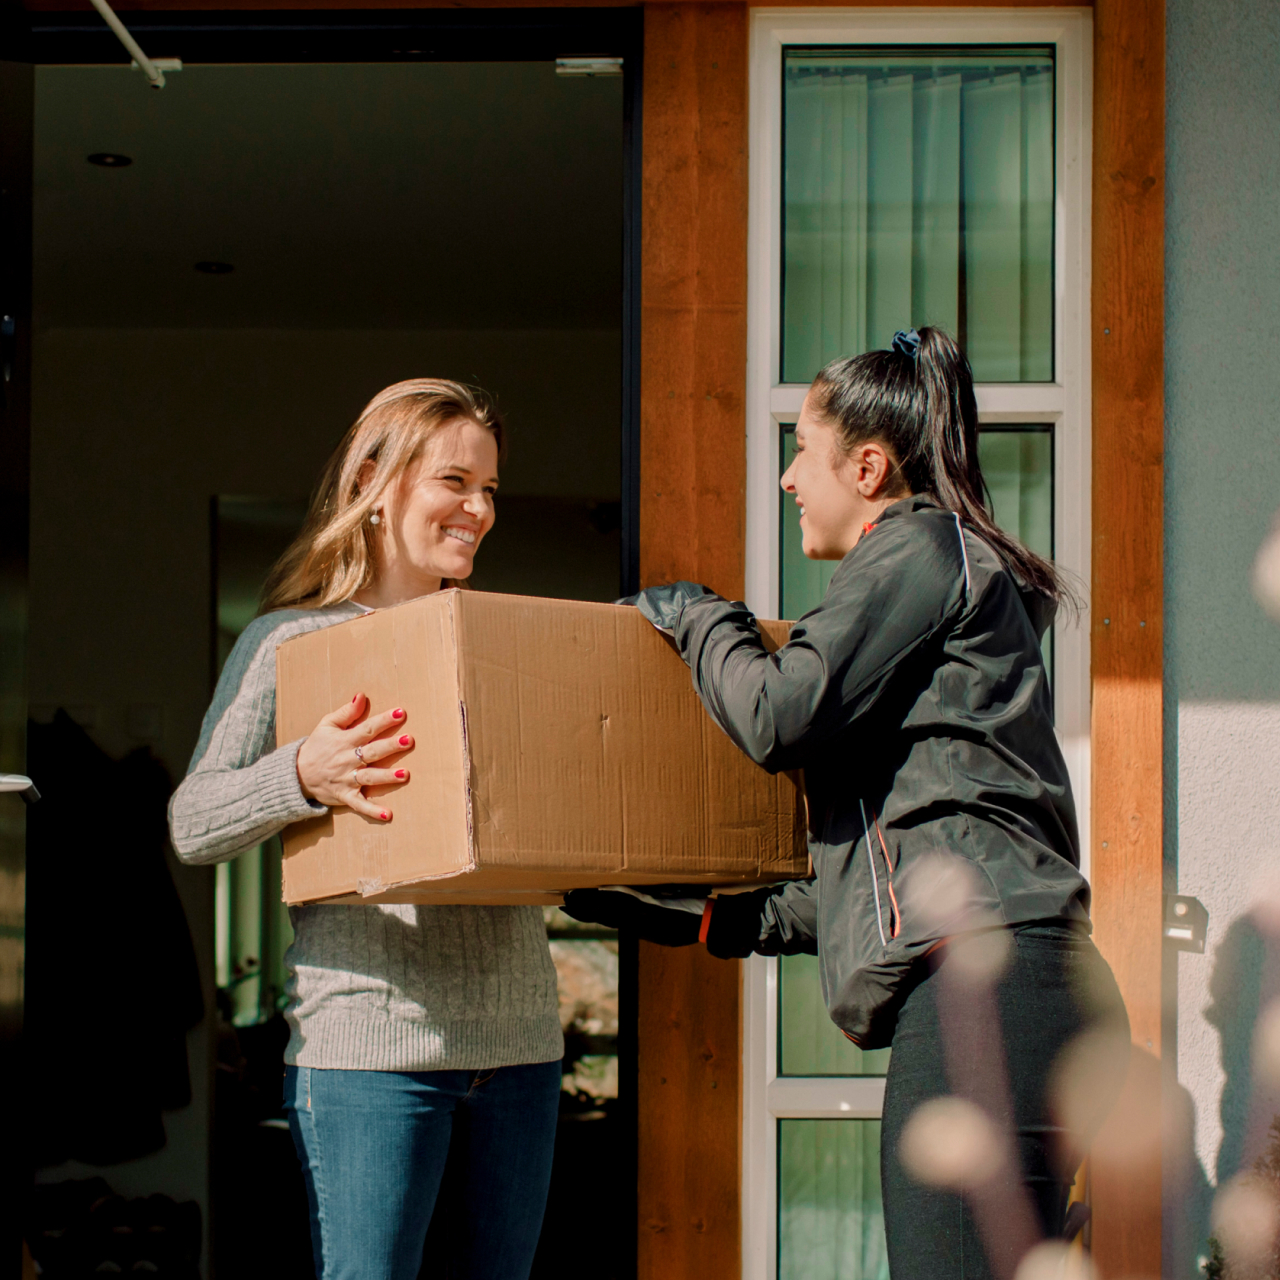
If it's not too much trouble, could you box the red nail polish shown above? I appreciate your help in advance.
[399,735,411,746]
[395,770,406,779]
[380,810,390,821]
[392,708,405,719]
[352,693,360,703]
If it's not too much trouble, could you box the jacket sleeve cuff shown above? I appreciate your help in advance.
[698,899,715,945]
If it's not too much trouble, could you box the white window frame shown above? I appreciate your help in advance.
[741,10,1093,1278]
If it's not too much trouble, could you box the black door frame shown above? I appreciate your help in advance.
[4,12,641,1277]
[0,49,33,1280]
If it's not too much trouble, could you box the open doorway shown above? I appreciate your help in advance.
[24,36,636,1279]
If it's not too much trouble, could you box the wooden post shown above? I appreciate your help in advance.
[1089,0,1165,1274]
[637,6,748,1280]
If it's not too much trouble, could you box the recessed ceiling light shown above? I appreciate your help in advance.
[194,261,234,275]
[87,153,132,167]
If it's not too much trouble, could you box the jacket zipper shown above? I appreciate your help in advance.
[873,816,901,939]
[859,799,889,948]
[859,799,902,947]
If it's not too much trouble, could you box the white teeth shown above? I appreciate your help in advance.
[445,527,476,545]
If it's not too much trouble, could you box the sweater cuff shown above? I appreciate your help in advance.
[261,738,328,825]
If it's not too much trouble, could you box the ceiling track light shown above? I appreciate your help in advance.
[87,0,179,89]
[132,58,183,77]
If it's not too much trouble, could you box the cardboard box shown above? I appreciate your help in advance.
[275,591,808,906]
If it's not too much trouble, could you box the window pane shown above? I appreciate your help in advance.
[780,953,891,1076]
[779,426,837,619]
[977,427,1052,560]
[978,427,1053,677]
[782,47,1054,384]
[779,1120,889,1280]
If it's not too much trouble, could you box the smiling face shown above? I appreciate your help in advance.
[363,417,500,605]
[780,390,906,561]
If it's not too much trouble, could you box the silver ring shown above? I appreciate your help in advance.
[354,745,366,762]
[352,768,362,785]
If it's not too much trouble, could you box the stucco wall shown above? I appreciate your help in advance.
[1166,0,1280,1271]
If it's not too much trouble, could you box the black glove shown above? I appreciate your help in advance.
[703,887,776,959]
[615,582,715,634]
[563,885,777,958]
[562,887,706,947]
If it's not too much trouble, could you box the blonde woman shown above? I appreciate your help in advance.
[169,380,563,1280]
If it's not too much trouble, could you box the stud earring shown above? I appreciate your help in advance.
[370,506,382,527]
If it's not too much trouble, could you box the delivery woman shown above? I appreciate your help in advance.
[565,329,1129,1280]
[169,380,563,1280]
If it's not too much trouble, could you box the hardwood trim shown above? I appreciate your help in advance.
[639,1,748,601]
[1088,0,1164,1274]
[637,6,747,1279]
[637,943,744,1279]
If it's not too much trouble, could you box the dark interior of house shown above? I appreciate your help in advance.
[21,56,632,1278]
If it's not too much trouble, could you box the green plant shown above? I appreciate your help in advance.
[1204,1117,1280,1279]
[1203,1235,1227,1279]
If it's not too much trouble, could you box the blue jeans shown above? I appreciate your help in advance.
[283,1061,562,1280]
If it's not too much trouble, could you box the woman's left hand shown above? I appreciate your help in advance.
[296,693,413,821]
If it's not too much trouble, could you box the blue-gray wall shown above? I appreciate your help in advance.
[1167,0,1280,1273]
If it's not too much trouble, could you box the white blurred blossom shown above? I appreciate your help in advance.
[900,1096,1003,1190]
[1253,998,1280,1088]
[1212,1174,1280,1271]
[1253,520,1280,621]
[1013,1241,1098,1280]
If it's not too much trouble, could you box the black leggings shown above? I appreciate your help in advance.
[880,923,1129,1280]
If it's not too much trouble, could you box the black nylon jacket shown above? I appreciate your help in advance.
[674,496,1090,1049]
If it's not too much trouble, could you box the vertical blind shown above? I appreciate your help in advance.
[779,1120,890,1280]
[782,49,1055,384]
[780,951,891,1077]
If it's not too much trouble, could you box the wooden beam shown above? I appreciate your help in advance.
[637,942,744,1280]
[637,6,747,1280]
[1088,0,1165,1274]
[639,1,748,600]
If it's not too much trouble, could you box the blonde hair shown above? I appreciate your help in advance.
[260,378,503,613]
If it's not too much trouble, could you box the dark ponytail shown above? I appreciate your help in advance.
[810,327,1069,608]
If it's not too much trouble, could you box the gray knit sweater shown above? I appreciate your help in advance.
[168,602,564,1072]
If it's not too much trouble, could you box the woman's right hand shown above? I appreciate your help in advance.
[296,693,413,821]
